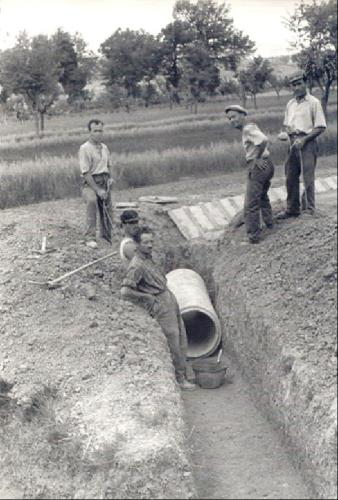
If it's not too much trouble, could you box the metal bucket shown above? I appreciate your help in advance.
[166,268,222,359]
[192,357,227,389]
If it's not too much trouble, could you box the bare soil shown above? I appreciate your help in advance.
[0,163,336,498]
[184,368,308,499]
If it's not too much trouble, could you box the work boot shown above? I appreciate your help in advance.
[179,379,197,391]
[301,209,317,219]
[248,237,260,244]
[275,211,300,220]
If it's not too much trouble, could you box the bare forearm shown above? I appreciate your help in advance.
[83,173,100,194]
[304,127,326,143]
[252,140,267,160]
[121,286,153,304]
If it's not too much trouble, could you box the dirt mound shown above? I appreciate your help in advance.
[0,201,195,499]
[214,211,337,499]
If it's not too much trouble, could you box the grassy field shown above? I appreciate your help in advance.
[0,91,336,209]
[1,106,337,162]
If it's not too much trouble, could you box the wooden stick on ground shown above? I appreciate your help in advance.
[29,251,117,287]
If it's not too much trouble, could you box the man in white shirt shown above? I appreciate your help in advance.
[79,119,114,248]
[119,210,139,266]
[277,72,326,219]
[225,104,274,244]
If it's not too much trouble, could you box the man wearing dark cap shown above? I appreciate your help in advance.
[277,71,326,219]
[225,104,274,244]
[119,210,140,266]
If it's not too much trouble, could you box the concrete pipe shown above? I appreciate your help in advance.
[166,268,222,359]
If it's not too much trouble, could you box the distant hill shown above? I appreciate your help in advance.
[267,55,298,78]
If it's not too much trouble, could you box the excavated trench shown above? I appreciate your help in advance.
[162,237,335,500]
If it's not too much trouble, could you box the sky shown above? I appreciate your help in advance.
[0,0,300,57]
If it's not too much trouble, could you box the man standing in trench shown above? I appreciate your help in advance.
[277,71,326,219]
[225,104,274,244]
[119,210,140,267]
[120,226,196,391]
[79,119,114,249]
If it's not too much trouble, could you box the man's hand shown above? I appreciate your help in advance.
[107,178,115,190]
[278,131,289,142]
[254,158,269,171]
[293,137,306,150]
[97,188,108,200]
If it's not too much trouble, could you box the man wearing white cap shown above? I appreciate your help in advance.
[225,104,274,244]
[277,71,326,219]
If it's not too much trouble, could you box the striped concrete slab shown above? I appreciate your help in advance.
[168,175,337,241]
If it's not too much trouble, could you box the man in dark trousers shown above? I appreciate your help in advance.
[225,104,274,244]
[121,226,196,391]
[79,119,114,248]
[277,71,326,219]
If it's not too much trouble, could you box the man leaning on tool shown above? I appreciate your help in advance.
[79,119,114,249]
[225,104,274,244]
[276,71,326,219]
[120,226,196,391]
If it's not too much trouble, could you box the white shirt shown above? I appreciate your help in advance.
[242,123,270,162]
[119,237,137,266]
[283,93,327,134]
[79,141,111,176]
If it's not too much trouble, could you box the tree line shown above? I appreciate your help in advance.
[0,0,336,136]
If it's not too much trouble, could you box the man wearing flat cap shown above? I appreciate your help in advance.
[277,71,326,219]
[225,104,274,244]
[119,210,140,266]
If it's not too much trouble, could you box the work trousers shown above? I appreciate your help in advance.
[81,173,113,242]
[244,159,274,241]
[149,289,188,383]
[285,138,318,215]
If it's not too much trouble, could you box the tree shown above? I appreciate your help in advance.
[236,56,274,108]
[52,29,97,104]
[100,29,161,99]
[173,0,255,70]
[268,73,288,102]
[158,20,194,105]
[219,77,240,98]
[179,41,220,113]
[0,32,60,136]
[287,0,337,114]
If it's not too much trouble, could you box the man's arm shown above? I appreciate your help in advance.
[120,264,156,311]
[252,139,268,160]
[79,146,107,199]
[83,172,108,200]
[293,127,326,150]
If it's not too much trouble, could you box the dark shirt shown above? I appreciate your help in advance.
[122,252,167,295]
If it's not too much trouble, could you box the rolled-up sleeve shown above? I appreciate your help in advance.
[245,123,267,145]
[313,100,327,129]
[79,146,91,175]
[122,265,143,290]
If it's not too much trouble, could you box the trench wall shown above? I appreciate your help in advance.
[214,272,337,500]
[163,237,336,500]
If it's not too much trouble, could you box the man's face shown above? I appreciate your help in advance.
[139,233,153,256]
[226,110,246,130]
[124,220,139,237]
[291,79,307,99]
[89,123,104,143]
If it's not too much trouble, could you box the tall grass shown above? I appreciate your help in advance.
[1,108,337,162]
[1,126,336,209]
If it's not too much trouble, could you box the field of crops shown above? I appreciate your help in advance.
[0,92,337,209]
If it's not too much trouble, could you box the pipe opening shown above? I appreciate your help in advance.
[182,309,218,359]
